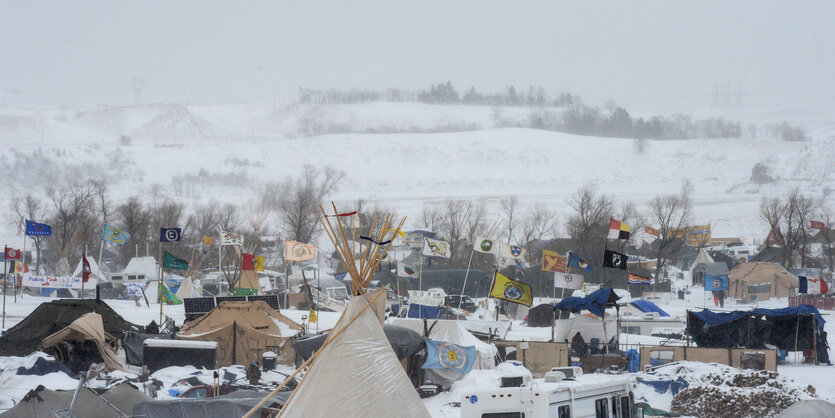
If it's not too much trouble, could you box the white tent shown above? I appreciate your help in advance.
[690,247,715,271]
[280,289,430,418]
[391,318,498,371]
[175,276,198,299]
[71,256,105,285]
[121,256,160,282]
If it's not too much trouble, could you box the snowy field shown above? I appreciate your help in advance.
[1,292,833,416]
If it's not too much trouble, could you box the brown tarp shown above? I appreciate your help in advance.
[177,301,302,366]
[41,312,126,372]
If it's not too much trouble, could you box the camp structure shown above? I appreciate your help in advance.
[691,261,729,286]
[527,303,557,327]
[0,299,142,357]
[71,255,106,284]
[728,262,798,301]
[2,382,151,418]
[244,204,428,418]
[134,390,291,418]
[41,312,126,372]
[108,255,159,284]
[177,300,302,367]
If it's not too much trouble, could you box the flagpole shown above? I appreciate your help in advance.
[419,254,423,291]
[2,248,7,330]
[159,240,163,324]
[97,239,104,287]
[18,238,26,303]
[459,249,475,309]
[81,249,86,300]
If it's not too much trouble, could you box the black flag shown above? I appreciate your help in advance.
[603,249,628,270]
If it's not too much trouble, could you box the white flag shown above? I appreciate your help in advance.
[501,243,527,260]
[422,237,451,258]
[473,237,498,254]
[220,231,244,246]
[397,261,418,278]
[554,272,584,290]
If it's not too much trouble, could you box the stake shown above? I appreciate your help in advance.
[459,249,475,309]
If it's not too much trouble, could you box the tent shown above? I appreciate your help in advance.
[527,303,556,327]
[0,299,142,356]
[691,261,729,286]
[71,256,106,284]
[177,301,302,366]
[776,399,835,417]
[690,247,715,270]
[2,382,150,418]
[41,312,126,372]
[293,324,424,362]
[280,289,430,417]
[728,262,798,301]
[175,276,198,299]
[686,305,825,350]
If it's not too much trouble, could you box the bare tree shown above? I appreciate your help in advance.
[420,205,445,234]
[11,194,46,273]
[438,200,469,244]
[818,205,834,280]
[519,204,558,265]
[115,196,152,265]
[760,189,817,267]
[566,186,613,271]
[46,182,97,275]
[277,165,342,243]
[464,202,490,242]
[649,181,693,291]
[501,195,519,243]
[217,203,240,233]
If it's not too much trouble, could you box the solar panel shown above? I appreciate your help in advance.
[247,295,281,311]
[216,296,247,305]
[184,297,217,321]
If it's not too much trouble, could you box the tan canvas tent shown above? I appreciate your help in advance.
[41,312,126,372]
[728,262,798,300]
[176,301,301,366]
[280,288,430,418]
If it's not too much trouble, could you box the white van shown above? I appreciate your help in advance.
[460,372,635,418]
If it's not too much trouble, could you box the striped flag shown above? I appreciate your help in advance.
[627,273,652,286]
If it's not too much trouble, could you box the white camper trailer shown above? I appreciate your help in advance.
[460,373,635,418]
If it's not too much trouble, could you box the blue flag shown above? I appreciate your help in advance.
[567,252,593,274]
[103,224,129,245]
[704,274,729,291]
[423,339,477,374]
[25,220,52,236]
[160,228,182,242]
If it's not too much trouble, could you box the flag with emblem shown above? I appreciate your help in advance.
[501,243,526,260]
[541,250,567,273]
[422,237,451,258]
[489,271,533,307]
[473,237,498,254]
[163,251,189,271]
[202,235,215,245]
[567,252,593,274]
[810,221,825,230]
[285,241,317,261]
[397,261,418,278]
[103,225,129,245]
[159,228,182,242]
[554,272,584,290]
[704,274,729,291]
[253,255,266,272]
[603,249,628,270]
[799,276,828,295]
[220,231,244,247]
[608,218,631,240]
[423,339,477,374]
[4,246,21,260]
[25,220,52,236]
[82,251,92,282]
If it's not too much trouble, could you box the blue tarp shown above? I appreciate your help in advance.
[630,300,670,317]
[636,377,689,396]
[555,288,621,318]
[689,305,825,330]
[406,304,442,319]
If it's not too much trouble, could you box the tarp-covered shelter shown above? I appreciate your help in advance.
[293,324,424,362]
[728,262,798,301]
[2,382,150,418]
[0,299,142,356]
[555,288,622,317]
[280,289,431,418]
[133,389,290,418]
[686,305,825,350]
[41,313,126,372]
[177,301,302,366]
[527,303,556,327]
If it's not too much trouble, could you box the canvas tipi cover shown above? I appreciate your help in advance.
[690,247,715,271]
[41,312,126,372]
[71,256,105,284]
[281,288,430,418]
[176,301,301,366]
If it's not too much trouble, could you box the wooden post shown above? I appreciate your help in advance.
[813,315,818,365]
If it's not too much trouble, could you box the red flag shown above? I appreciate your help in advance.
[811,221,825,230]
[82,251,91,282]
[4,246,21,260]
[325,211,357,217]
[242,253,255,271]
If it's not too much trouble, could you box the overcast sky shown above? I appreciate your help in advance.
[1,1,833,111]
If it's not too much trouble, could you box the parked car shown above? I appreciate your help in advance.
[445,295,477,313]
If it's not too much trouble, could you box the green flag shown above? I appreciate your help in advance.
[163,251,189,271]
[159,281,183,305]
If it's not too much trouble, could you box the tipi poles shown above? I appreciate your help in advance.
[243,289,387,418]
[459,249,475,309]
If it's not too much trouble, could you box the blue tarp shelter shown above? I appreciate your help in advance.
[686,305,825,351]
[629,300,670,317]
[555,288,621,317]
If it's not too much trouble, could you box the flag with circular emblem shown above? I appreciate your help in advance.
[423,339,477,374]
[285,240,317,261]
[489,271,533,307]
[473,237,498,254]
[4,246,21,260]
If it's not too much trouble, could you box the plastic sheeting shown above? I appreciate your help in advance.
[636,377,689,396]
[133,390,290,418]
[41,313,126,372]
[630,300,670,317]
[281,289,431,418]
[687,305,825,350]
[555,288,621,318]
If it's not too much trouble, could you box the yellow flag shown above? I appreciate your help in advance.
[254,255,266,272]
[489,271,533,307]
[309,307,318,323]
[202,235,215,245]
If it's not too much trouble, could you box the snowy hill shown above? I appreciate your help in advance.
[0,101,833,245]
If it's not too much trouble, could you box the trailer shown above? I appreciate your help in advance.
[460,371,635,418]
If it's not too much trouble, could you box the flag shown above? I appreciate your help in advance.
[422,237,451,258]
[704,274,729,291]
[220,231,244,246]
[4,246,21,260]
[202,235,215,245]
[489,271,533,307]
[319,254,335,274]
[383,228,406,238]
[253,255,266,272]
[473,237,498,254]
[554,272,584,290]
[285,240,317,261]
[82,251,91,282]
[159,282,183,305]
[811,221,825,230]
[501,243,526,260]
[644,226,660,238]
[603,249,628,270]
[242,253,256,271]
[325,210,357,217]
[13,262,29,274]
[799,276,829,295]
[163,251,189,271]
[103,224,129,245]
[541,250,567,272]
[423,339,477,374]
[627,273,652,286]
[608,218,631,240]
[160,228,182,242]
[567,252,593,274]
[309,307,318,323]
[25,220,52,236]
[515,260,526,279]
[397,261,418,278]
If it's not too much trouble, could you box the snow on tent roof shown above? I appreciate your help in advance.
[629,300,670,317]
[121,256,159,278]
